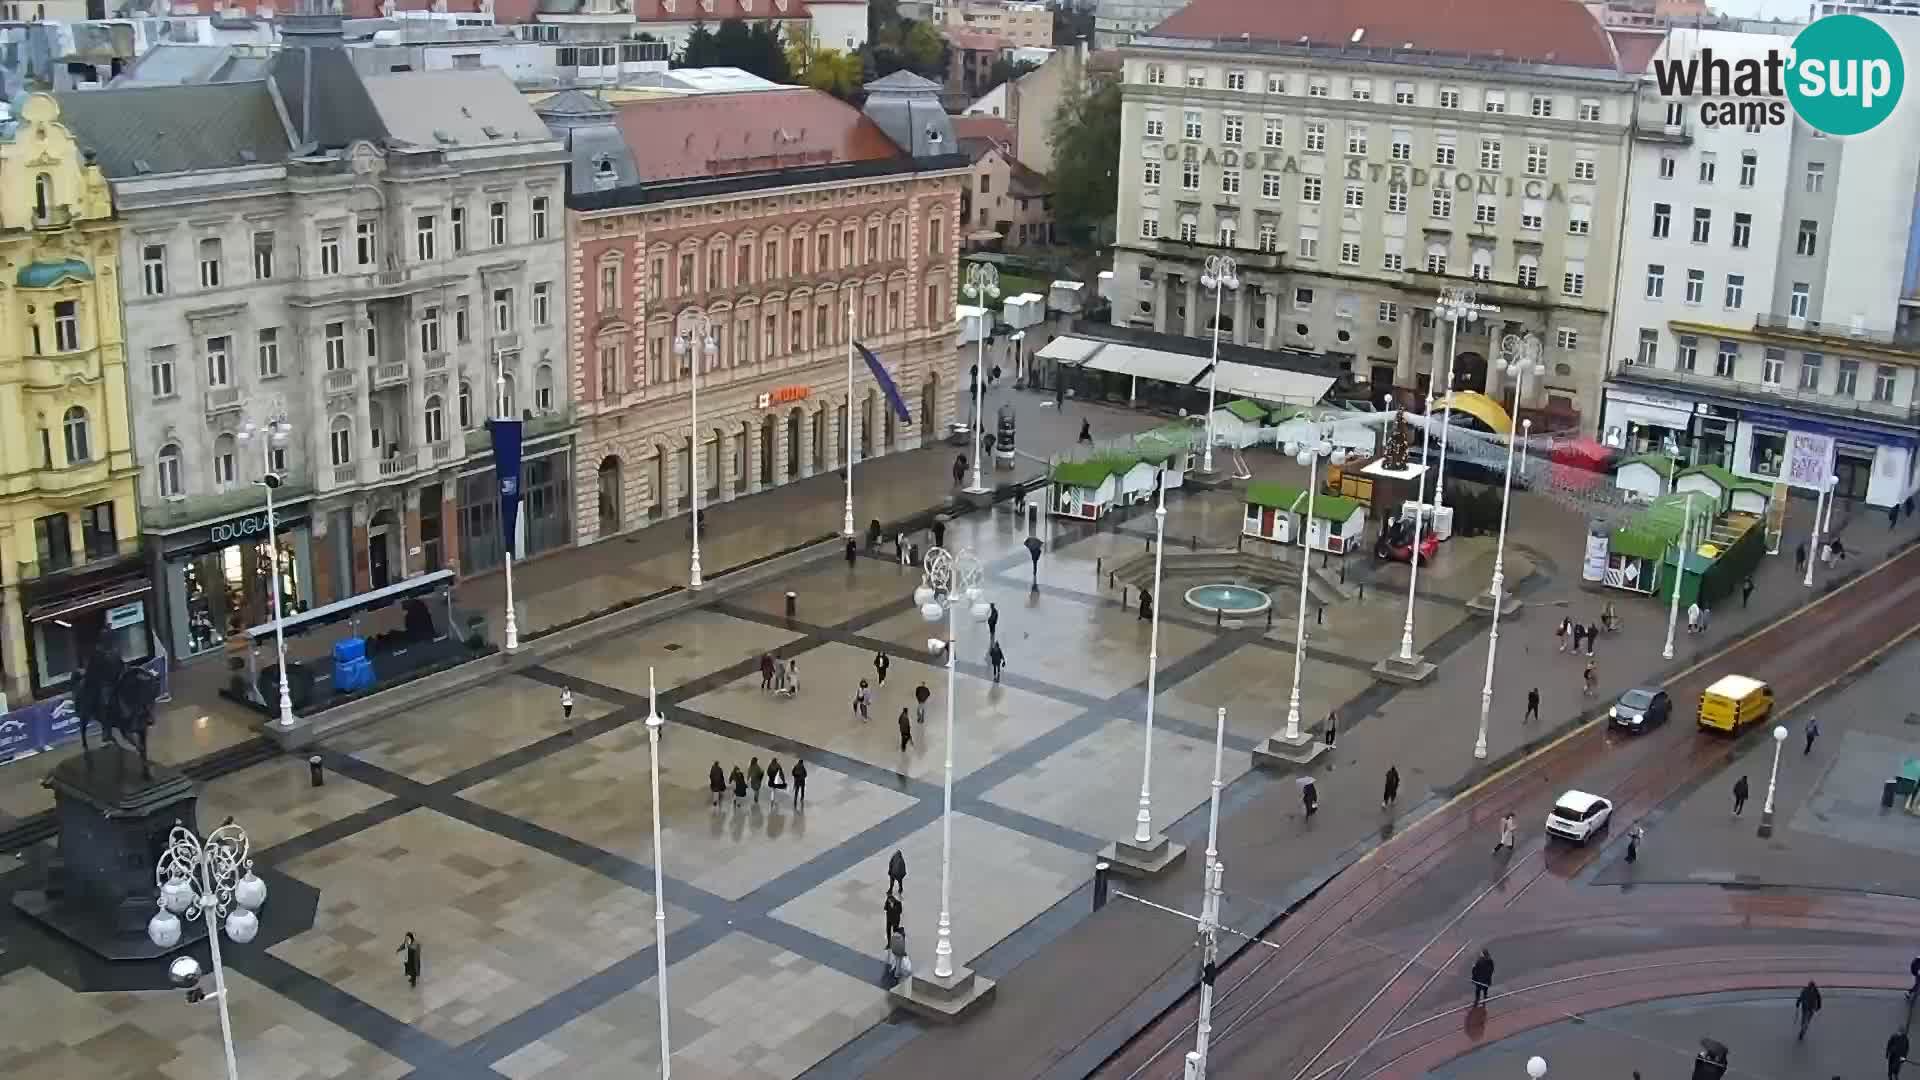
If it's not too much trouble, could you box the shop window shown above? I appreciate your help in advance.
[82,501,115,560]
[62,405,90,464]
[1749,430,1785,476]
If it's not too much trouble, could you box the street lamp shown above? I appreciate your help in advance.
[1662,492,1701,661]
[1430,287,1498,509]
[962,264,1000,495]
[237,411,294,727]
[1282,430,1346,742]
[916,546,988,980]
[1472,335,1545,760]
[842,289,856,540]
[1759,722,1789,837]
[1182,706,1229,1080]
[1130,478,1169,847]
[644,668,672,1077]
[148,820,268,1080]
[495,356,520,653]
[1396,391,1439,664]
[1805,474,1838,588]
[1527,1056,1548,1079]
[1199,255,1239,475]
[673,318,715,589]
[1010,329,1027,388]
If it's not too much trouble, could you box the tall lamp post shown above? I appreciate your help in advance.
[916,547,988,981]
[644,668,672,1077]
[148,821,269,1080]
[1805,474,1838,588]
[1114,476,1181,868]
[1429,287,1497,508]
[1282,430,1346,741]
[1395,391,1439,664]
[962,264,1000,495]
[842,289,856,540]
[496,356,520,652]
[1181,706,1228,1080]
[673,317,715,589]
[237,410,294,727]
[1472,336,1544,759]
[1758,722,1789,837]
[1662,492,1701,661]
[1009,329,1027,388]
[1199,255,1239,475]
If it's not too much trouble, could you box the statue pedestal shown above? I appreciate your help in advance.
[12,747,201,960]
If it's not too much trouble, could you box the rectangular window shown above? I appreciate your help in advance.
[1257,222,1278,253]
[1142,159,1161,188]
[1806,162,1826,193]
[1636,328,1659,366]
[324,322,346,370]
[1579,99,1602,121]
[149,345,175,399]
[1187,67,1207,89]
[1797,219,1818,256]
[1426,248,1447,275]
[454,296,470,343]
[1296,229,1317,260]
[1572,155,1596,182]
[1388,190,1408,214]
[356,219,376,266]
[492,287,514,332]
[253,231,274,279]
[1266,73,1287,94]
[1651,202,1670,239]
[1222,169,1241,196]
[1346,123,1367,156]
[419,305,441,354]
[1563,263,1586,298]
[1568,203,1591,235]
[1484,89,1507,114]
[1739,151,1757,187]
[1525,141,1548,176]
[1350,78,1371,101]
[1222,114,1243,144]
[1344,183,1365,209]
[1182,160,1200,191]
[1479,137,1501,171]
[1875,363,1898,403]
[1434,138,1455,167]
[1677,335,1699,371]
[1646,263,1665,299]
[1307,76,1328,97]
[1382,248,1404,272]
[531,195,549,240]
[1724,274,1745,309]
[1698,152,1716,184]
[1439,87,1461,109]
[1432,187,1452,218]
[489,201,508,245]
[1261,172,1281,198]
[53,300,77,352]
[1557,328,1579,351]
[1394,82,1415,106]
[1144,112,1164,138]
[1529,94,1554,118]
[1473,194,1497,225]
[1263,117,1283,148]
[1340,240,1361,265]
[1304,121,1326,152]
[82,502,115,561]
[1691,208,1711,243]
[1140,212,1158,239]
[1731,212,1751,249]
[35,513,71,572]
[1226,69,1246,91]
[415,214,437,261]
[1301,176,1322,204]
[204,334,231,386]
[1715,340,1739,378]
[1294,287,1315,309]
[1837,358,1860,396]
[1790,282,1810,319]
[451,206,467,252]
[256,327,279,377]
[1517,260,1537,287]
[533,281,551,326]
[1391,131,1411,161]
[1684,268,1705,304]
[1800,352,1824,390]
[1183,109,1202,140]
[1146,64,1165,85]
[1762,348,1785,386]
[141,244,166,296]
[1179,217,1198,243]
[319,228,340,275]
[1659,155,1676,180]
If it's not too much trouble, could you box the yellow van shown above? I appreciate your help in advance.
[1697,675,1774,734]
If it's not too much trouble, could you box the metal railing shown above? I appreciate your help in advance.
[377,451,419,477]
[205,387,243,414]
[324,368,357,392]
[1752,313,1920,352]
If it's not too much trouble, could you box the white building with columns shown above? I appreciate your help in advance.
[1109,0,1639,427]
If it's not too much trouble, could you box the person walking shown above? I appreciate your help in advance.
[1742,576,1755,609]
[1302,776,1319,819]
[1568,621,1582,655]
[785,658,800,694]
[1079,418,1093,444]
[854,679,872,721]
[987,602,1000,641]
[1470,948,1495,1007]
[1796,541,1809,575]
[1895,502,1904,531]
[1732,774,1750,816]
[898,707,914,752]
[1908,955,1920,1000]
[1584,622,1598,656]
[1625,825,1644,864]
[398,932,422,989]
[1888,1027,1910,1080]
[1700,606,1712,633]
[1525,687,1540,723]
[933,519,946,549]
[874,650,890,687]
[1139,588,1154,621]
[1382,765,1400,807]
[748,757,765,804]
[792,759,808,809]
[914,681,930,725]
[1583,659,1597,696]
[988,640,1006,683]
[1687,601,1701,635]
[560,688,574,721]
[883,891,903,945]
[1494,812,1517,854]
[887,849,907,896]
[908,542,921,567]
[952,454,967,488]
[709,762,726,807]
[1557,616,1571,652]
[1805,715,1821,755]
[730,765,748,808]
[845,537,858,569]
[1795,980,1823,1040]
[760,652,775,691]
[886,926,911,984]
[767,758,787,797]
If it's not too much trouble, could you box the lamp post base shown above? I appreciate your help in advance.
[1372,652,1436,684]
[889,964,997,1022]
[1098,835,1187,879]
[1758,808,1775,838]
[1251,727,1330,770]
[1465,589,1522,617]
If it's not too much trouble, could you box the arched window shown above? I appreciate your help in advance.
[535,363,555,412]
[329,415,353,467]
[156,443,183,498]
[33,173,52,224]
[598,340,622,397]
[424,394,445,444]
[213,433,237,487]
[62,405,89,463]
[1470,248,1494,281]
[501,371,518,416]
[458,379,473,429]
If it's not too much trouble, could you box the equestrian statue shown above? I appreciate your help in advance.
[73,640,164,780]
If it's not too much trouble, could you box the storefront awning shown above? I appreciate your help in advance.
[28,580,151,624]
[244,569,455,642]
[1210,361,1335,406]
[1041,337,1208,386]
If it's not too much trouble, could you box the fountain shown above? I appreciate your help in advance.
[1183,583,1272,617]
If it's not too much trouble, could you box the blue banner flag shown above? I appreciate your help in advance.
[856,341,913,425]
[490,417,524,556]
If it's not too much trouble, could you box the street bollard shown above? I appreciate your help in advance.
[1093,861,1112,911]
[1096,556,1103,576]
[1191,534,1198,551]
[1216,608,1223,628]
[308,755,324,787]
[1317,604,1325,626]
[1146,536,1152,552]
[1122,585,1130,610]
[785,591,797,618]
[1267,608,1274,630]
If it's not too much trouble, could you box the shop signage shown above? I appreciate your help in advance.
[105,601,145,630]
[209,511,277,546]
[1784,429,1837,490]
[175,507,309,554]
[0,653,168,766]
[1151,142,1571,202]
[1608,388,1693,413]
[757,386,811,408]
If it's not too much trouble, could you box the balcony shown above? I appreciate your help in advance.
[1143,237,1285,273]
[372,361,409,388]
[1633,120,1693,145]
[377,451,419,477]
[463,404,578,455]
[286,264,465,308]
[1611,361,1920,425]
[205,386,243,416]
[424,351,449,373]
[21,350,99,390]
[430,440,460,464]
[1750,313,1920,356]
[324,368,357,393]
[492,331,522,354]
[332,463,359,487]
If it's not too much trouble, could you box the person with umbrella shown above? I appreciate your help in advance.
[1025,535,1043,583]
[1300,776,1319,819]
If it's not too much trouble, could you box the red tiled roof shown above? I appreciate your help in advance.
[951,115,1014,144]
[1152,0,1617,71]
[945,28,1006,53]
[613,88,901,183]
[626,0,810,21]
[1609,28,1667,74]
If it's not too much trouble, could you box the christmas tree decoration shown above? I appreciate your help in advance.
[1382,410,1413,471]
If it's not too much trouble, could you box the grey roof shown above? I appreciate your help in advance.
[270,45,386,150]
[861,77,955,161]
[56,81,293,178]
[112,43,272,87]
[863,70,941,94]
[534,88,614,121]
[362,69,552,148]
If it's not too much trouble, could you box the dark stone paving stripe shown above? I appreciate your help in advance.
[964,800,1105,855]
[429,703,645,797]
[745,802,941,913]
[226,949,481,1074]
[738,912,881,983]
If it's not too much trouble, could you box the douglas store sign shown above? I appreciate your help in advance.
[169,506,310,556]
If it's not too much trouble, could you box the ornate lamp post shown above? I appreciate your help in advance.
[1396,391,1438,664]
[1805,474,1838,588]
[1759,722,1789,836]
[673,317,715,589]
[1430,288,1498,509]
[148,821,269,1080]
[644,669,672,1077]
[1181,706,1228,1080]
[1282,430,1346,741]
[1662,492,1701,661]
[842,290,856,540]
[915,546,988,979]
[237,409,294,727]
[962,264,999,495]
[1119,477,1175,861]
[1472,335,1544,759]
[1198,255,1239,475]
[495,357,520,653]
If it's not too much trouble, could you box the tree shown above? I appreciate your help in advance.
[902,19,946,73]
[679,19,718,67]
[677,17,792,83]
[1383,411,1413,471]
[1049,74,1121,242]
[787,27,863,99]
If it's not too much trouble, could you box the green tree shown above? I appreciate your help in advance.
[902,19,946,74]
[678,19,718,66]
[1049,75,1121,242]
[802,47,864,98]
[678,18,792,83]
[984,56,1040,93]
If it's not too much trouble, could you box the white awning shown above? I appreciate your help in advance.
[1036,335,1103,364]
[1211,361,1335,406]
[1039,336,1207,386]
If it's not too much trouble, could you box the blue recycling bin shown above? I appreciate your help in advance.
[332,637,373,694]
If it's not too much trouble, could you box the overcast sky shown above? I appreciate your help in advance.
[1710,0,1812,20]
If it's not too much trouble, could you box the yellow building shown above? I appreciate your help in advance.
[0,93,147,709]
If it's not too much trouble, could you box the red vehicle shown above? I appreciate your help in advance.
[1374,515,1441,565]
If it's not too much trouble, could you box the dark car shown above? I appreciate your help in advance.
[1609,687,1671,732]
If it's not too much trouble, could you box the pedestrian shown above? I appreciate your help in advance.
[1583,659,1597,696]
[1139,587,1153,621]
[952,454,966,487]
[987,602,1000,641]
[886,926,911,984]
[1795,980,1823,1040]
[1892,502,1901,530]
[1741,576,1754,608]
[786,658,800,694]
[748,757,764,804]
[1833,537,1848,562]
[1699,606,1711,632]
[915,681,930,725]
[867,519,883,553]
[1525,687,1540,723]
[397,932,422,988]
[845,537,858,568]
[1602,600,1619,633]
[988,640,1006,682]
[898,707,913,752]
[1908,496,1916,520]
[1302,776,1319,819]
[1804,715,1820,755]
[854,678,871,721]
[1470,948,1495,1007]
[888,849,907,896]
[1382,765,1400,807]
[560,687,574,721]
[1889,1028,1910,1080]
[1584,622,1598,656]
[1687,601,1701,634]
[883,891,902,944]
[1323,711,1338,754]
[767,757,787,796]
[731,764,748,808]
[909,542,921,567]
[1568,621,1582,654]
[933,519,946,549]
[1494,812,1517,854]
[709,761,726,807]
[1625,825,1643,864]
[761,652,775,690]
[1557,616,1570,652]
[792,758,808,808]
[1909,955,1920,1000]
[874,650,890,687]
[1732,774,1750,815]
[896,532,908,564]
[1079,418,1092,444]
[1796,541,1808,574]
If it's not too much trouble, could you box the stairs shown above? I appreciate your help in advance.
[0,737,281,856]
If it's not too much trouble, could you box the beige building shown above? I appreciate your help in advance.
[939,0,1052,50]
[1110,0,1639,426]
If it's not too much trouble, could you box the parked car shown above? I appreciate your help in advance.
[1374,515,1440,565]
[1545,789,1613,845]
[1609,687,1671,732]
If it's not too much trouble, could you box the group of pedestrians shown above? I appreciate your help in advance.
[863,516,955,571]
[1553,616,1603,697]
[883,849,913,983]
[759,652,799,696]
[709,756,807,809]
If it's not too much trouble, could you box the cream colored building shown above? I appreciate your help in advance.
[938,0,1052,50]
[1110,0,1640,426]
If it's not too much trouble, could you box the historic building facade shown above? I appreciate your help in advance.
[542,73,968,545]
[60,20,568,663]
[0,93,146,703]
[1110,0,1638,426]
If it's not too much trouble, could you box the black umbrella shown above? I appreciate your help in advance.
[1024,536,1043,559]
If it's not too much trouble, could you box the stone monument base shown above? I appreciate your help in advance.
[1098,833,1187,878]
[1252,728,1330,770]
[1466,589,1522,616]
[1372,652,1436,684]
[890,963,997,1022]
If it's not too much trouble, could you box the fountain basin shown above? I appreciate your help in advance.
[1183,583,1272,616]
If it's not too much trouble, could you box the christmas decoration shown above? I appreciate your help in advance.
[1382,410,1413,471]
